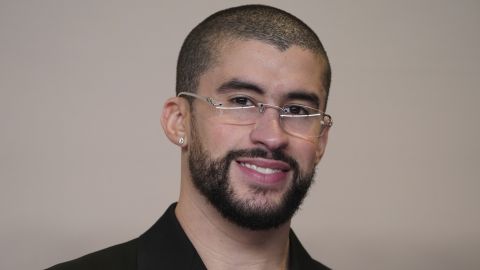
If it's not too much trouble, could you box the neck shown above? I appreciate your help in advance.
[176,180,291,270]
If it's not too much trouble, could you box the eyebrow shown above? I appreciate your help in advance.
[217,79,265,95]
[286,91,321,109]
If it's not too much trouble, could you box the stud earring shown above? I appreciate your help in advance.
[178,137,185,145]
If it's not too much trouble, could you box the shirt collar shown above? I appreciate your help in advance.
[137,202,329,270]
[137,203,207,270]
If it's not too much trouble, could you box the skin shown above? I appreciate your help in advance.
[161,39,330,270]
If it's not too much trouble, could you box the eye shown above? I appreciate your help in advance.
[283,105,310,115]
[229,96,255,107]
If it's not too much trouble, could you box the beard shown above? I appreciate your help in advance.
[188,121,316,231]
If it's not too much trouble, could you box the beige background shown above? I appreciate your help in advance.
[1,1,479,269]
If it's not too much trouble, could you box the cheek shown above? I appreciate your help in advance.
[292,142,318,173]
[193,116,318,171]
[196,121,250,157]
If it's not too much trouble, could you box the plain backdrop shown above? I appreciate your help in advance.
[1,1,479,269]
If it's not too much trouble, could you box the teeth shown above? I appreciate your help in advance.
[240,162,281,174]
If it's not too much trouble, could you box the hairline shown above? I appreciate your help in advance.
[192,36,331,110]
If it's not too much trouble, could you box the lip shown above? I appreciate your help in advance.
[234,157,291,187]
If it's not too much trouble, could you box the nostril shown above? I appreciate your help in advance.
[250,116,289,151]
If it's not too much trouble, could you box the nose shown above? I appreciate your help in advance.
[249,108,289,151]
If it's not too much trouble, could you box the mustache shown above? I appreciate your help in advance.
[224,148,299,173]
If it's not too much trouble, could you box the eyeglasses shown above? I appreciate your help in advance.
[178,91,333,140]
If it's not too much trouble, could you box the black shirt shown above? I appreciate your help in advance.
[47,203,330,269]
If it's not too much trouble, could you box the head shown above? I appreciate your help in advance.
[162,5,332,230]
[176,4,331,110]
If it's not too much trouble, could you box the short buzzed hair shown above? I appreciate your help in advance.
[176,4,331,105]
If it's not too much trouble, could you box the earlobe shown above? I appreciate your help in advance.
[160,97,190,147]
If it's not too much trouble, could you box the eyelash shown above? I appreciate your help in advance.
[284,105,310,115]
[230,96,255,106]
[227,95,312,115]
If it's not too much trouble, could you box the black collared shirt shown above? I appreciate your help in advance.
[47,203,330,270]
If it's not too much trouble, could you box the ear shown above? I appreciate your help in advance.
[314,126,330,164]
[161,97,190,147]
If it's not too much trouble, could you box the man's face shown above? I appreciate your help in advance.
[187,39,329,230]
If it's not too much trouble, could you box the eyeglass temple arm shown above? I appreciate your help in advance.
[177,91,222,106]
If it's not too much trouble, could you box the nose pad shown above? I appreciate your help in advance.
[249,108,289,150]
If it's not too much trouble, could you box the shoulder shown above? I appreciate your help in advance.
[46,239,138,270]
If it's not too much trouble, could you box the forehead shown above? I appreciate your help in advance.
[199,39,328,106]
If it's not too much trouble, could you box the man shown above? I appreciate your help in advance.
[48,4,332,270]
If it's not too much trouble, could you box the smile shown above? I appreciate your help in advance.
[239,162,282,174]
[234,158,291,186]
